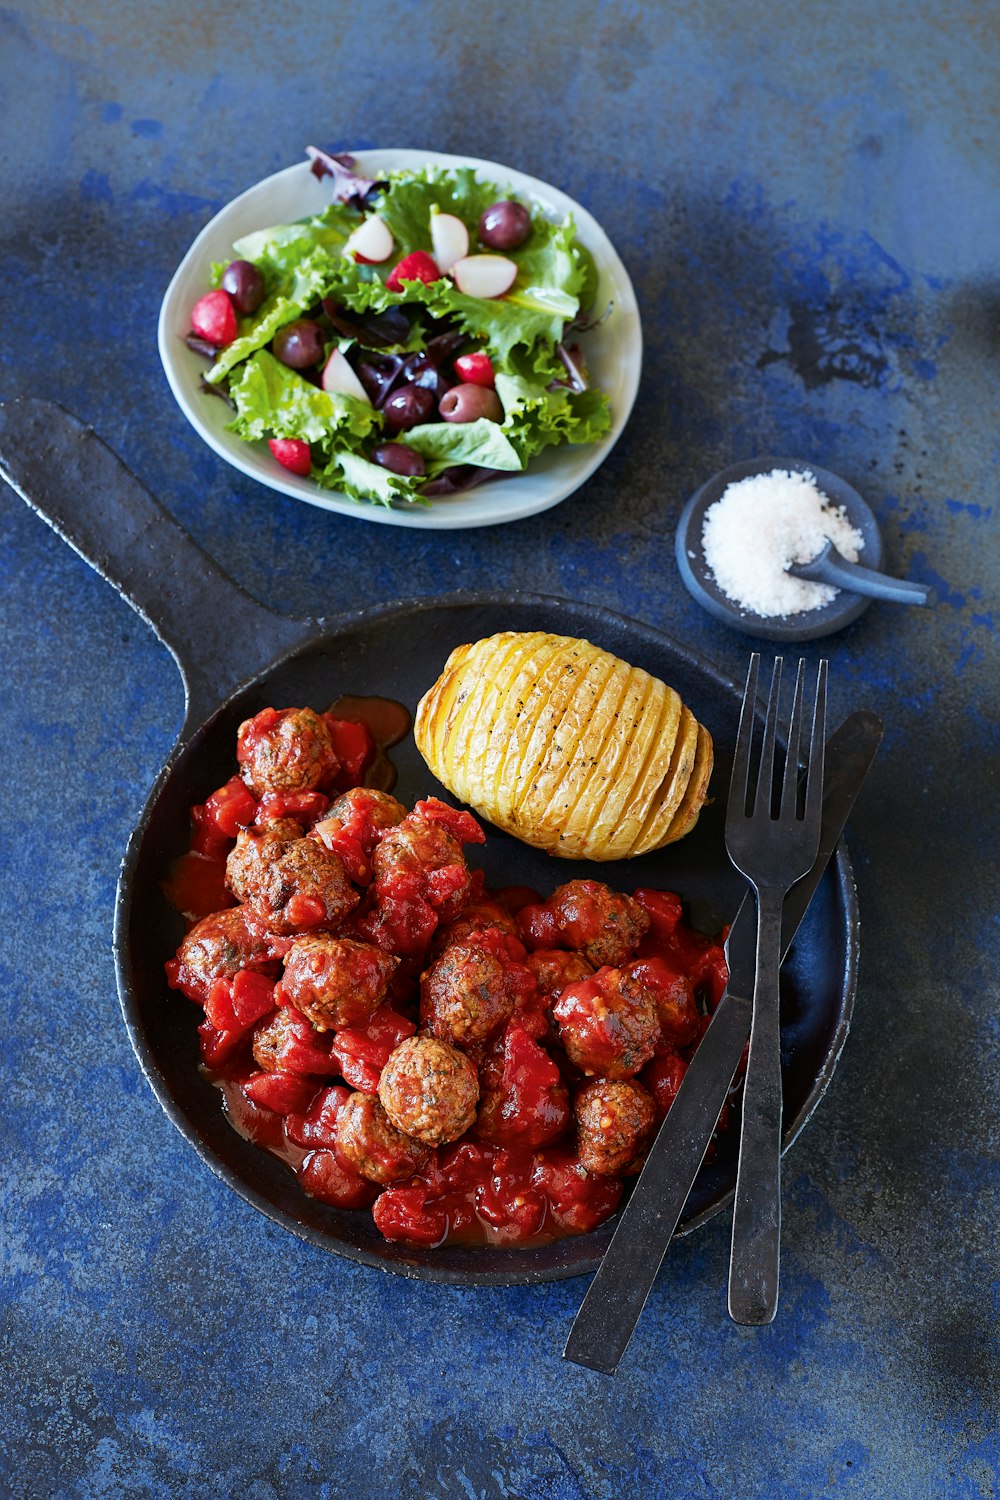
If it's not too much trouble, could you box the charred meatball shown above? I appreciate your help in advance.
[548,879,650,967]
[280,934,399,1030]
[335,1092,430,1184]
[237,706,339,797]
[225,819,303,902]
[168,906,274,1001]
[233,832,359,937]
[575,1079,657,1175]
[420,941,516,1048]
[378,1035,479,1146]
[553,964,661,1079]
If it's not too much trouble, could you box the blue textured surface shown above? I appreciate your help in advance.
[1,4,998,1497]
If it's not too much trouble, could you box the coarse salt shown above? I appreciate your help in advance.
[700,468,865,617]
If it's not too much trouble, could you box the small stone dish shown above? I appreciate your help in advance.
[674,456,884,642]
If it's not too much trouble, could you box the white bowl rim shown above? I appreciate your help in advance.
[157,148,643,530]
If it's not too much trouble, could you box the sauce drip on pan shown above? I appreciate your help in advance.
[328,694,410,794]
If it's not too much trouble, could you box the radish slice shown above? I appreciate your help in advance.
[342,214,395,264]
[451,254,518,299]
[430,211,469,273]
[321,348,371,404]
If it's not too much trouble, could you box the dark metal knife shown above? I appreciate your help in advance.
[564,708,883,1373]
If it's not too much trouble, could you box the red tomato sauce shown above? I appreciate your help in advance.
[163,697,734,1250]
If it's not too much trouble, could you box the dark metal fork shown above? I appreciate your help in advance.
[725,653,827,1325]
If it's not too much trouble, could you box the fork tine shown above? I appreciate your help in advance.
[804,659,828,828]
[779,659,807,821]
[754,657,783,816]
[730,653,760,815]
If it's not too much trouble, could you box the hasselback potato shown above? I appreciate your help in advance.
[414,631,713,860]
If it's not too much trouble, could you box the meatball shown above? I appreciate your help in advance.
[280,934,399,1030]
[553,964,661,1079]
[631,956,701,1047]
[420,941,516,1048]
[237,706,340,797]
[319,787,408,850]
[575,1079,657,1175]
[431,899,519,957]
[378,1035,479,1146]
[526,949,594,1000]
[225,819,302,902]
[252,1006,335,1076]
[311,788,409,885]
[169,906,273,1001]
[372,815,471,918]
[335,1092,430,1184]
[235,833,359,937]
[548,879,650,967]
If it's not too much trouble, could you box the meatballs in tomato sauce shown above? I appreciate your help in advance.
[548,879,650,967]
[319,787,407,848]
[373,815,471,917]
[336,1092,430,1185]
[237,706,340,797]
[574,1078,657,1175]
[378,1035,479,1146]
[168,906,274,1002]
[553,962,661,1079]
[232,829,359,937]
[280,935,398,1030]
[420,941,515,1048]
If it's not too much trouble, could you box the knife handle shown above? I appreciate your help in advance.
[563,991,751,1373]
[563,708,883,1373]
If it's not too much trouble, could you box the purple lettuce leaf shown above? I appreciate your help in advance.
[421,465,509,496]
[550,341,589,392]
[322,298,412,349]
[305,146,386,209]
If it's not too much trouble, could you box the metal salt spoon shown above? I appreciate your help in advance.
[788,538,936,606]
[724,654,826,1324]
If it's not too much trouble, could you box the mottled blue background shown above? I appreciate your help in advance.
[1,3,997,1497]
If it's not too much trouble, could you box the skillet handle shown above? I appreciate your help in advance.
[0,398,315,729]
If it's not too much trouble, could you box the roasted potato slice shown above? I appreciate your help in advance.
[414,632,713,860]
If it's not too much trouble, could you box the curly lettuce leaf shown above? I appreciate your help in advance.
[206,249,345,383]
[226,349,379,446]
[318,450,427,509]
[232,203,357,283]
[496,363,612,463]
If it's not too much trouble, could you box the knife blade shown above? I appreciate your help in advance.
[564,708,883,1373]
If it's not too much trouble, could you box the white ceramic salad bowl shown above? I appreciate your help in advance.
[158,148,642,530]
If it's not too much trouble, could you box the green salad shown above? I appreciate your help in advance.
[186,149,612,507]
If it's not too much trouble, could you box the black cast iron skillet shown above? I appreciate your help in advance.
[0,399,858,1286]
